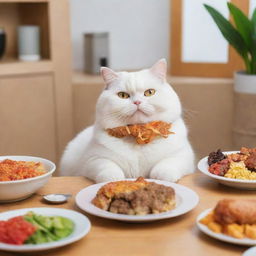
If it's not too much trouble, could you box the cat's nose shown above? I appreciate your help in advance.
[133,101,141,105]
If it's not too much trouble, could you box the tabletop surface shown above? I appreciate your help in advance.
[0,172,254,256]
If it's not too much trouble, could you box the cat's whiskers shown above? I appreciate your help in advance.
[153,103,166,112]
[137,104,155,116]
[103,109,133,123]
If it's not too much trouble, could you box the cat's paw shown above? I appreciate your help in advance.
[150,165,183,183]
[95,170,125,183]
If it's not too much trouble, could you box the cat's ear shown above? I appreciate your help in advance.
[149,58,167,82]
[100,67,119,87]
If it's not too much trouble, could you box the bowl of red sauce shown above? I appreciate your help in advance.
[0,156,56,202]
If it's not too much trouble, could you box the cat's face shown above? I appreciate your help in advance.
[96,59,182,129]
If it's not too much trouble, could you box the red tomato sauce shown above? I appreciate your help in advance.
[0,216,36,245]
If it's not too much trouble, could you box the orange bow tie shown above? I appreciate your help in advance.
[106,121,174,145]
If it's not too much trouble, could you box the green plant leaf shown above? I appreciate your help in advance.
[252,8,256,25]
[204,4,248,59]
[251,8,256,43]
[251,9,256,73]
[227,2,253,49]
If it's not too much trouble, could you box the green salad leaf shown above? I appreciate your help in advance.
[24,211,74,244]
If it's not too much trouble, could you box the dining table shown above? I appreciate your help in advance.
[0,172,255,256]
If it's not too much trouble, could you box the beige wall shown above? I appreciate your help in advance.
[72,72,235,160]
[170,77,234,159]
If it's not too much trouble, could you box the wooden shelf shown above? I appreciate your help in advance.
[0,59,53,76]
[72,71,233,85]
[0,2,50,61]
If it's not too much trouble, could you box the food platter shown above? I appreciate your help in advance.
[197,208,256,246]
[76,179,199,222]
[198,151,256,190]
[0,208,91,252]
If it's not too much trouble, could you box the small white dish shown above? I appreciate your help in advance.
[43,194,72,204]
[0,207,91,252]
[197,208,256,246]
[76,179,199,222]
[243,246,256,256]
[198,151,256,190]
[0,156,56,202]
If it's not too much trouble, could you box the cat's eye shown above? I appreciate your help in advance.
[144,89,156,97]
[117,91,130,99]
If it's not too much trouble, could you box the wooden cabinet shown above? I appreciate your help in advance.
[0,74,57,162]
[0,0,74,168]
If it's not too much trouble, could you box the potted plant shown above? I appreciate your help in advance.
[204,3,256,148]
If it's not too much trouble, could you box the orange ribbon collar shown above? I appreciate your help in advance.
[106,121,174,145]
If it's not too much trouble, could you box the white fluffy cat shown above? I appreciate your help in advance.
[60,59,194,183]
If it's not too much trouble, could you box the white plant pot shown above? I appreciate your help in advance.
[234,71,256,94]
[233,71,256,149]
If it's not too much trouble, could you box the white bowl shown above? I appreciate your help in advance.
[0,156,56,202]
[198,151,256,190]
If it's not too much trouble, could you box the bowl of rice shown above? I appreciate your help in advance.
[0,156,56,202]
[197,147,256,190]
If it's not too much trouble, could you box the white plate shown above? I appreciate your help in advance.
[76,179,199,222]
[197,208,256,246]
[198,151,256,190]
[0,207,91,252]
[243,246,256,256]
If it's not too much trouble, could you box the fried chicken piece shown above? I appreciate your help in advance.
[92,177,176,215]
[106,121,174,144]
[240,147,256,156]
[214,199,256,225]
[92,177,148,210]
[208,158,230,176]
[227,153,248,162]
[245,152,256,171]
